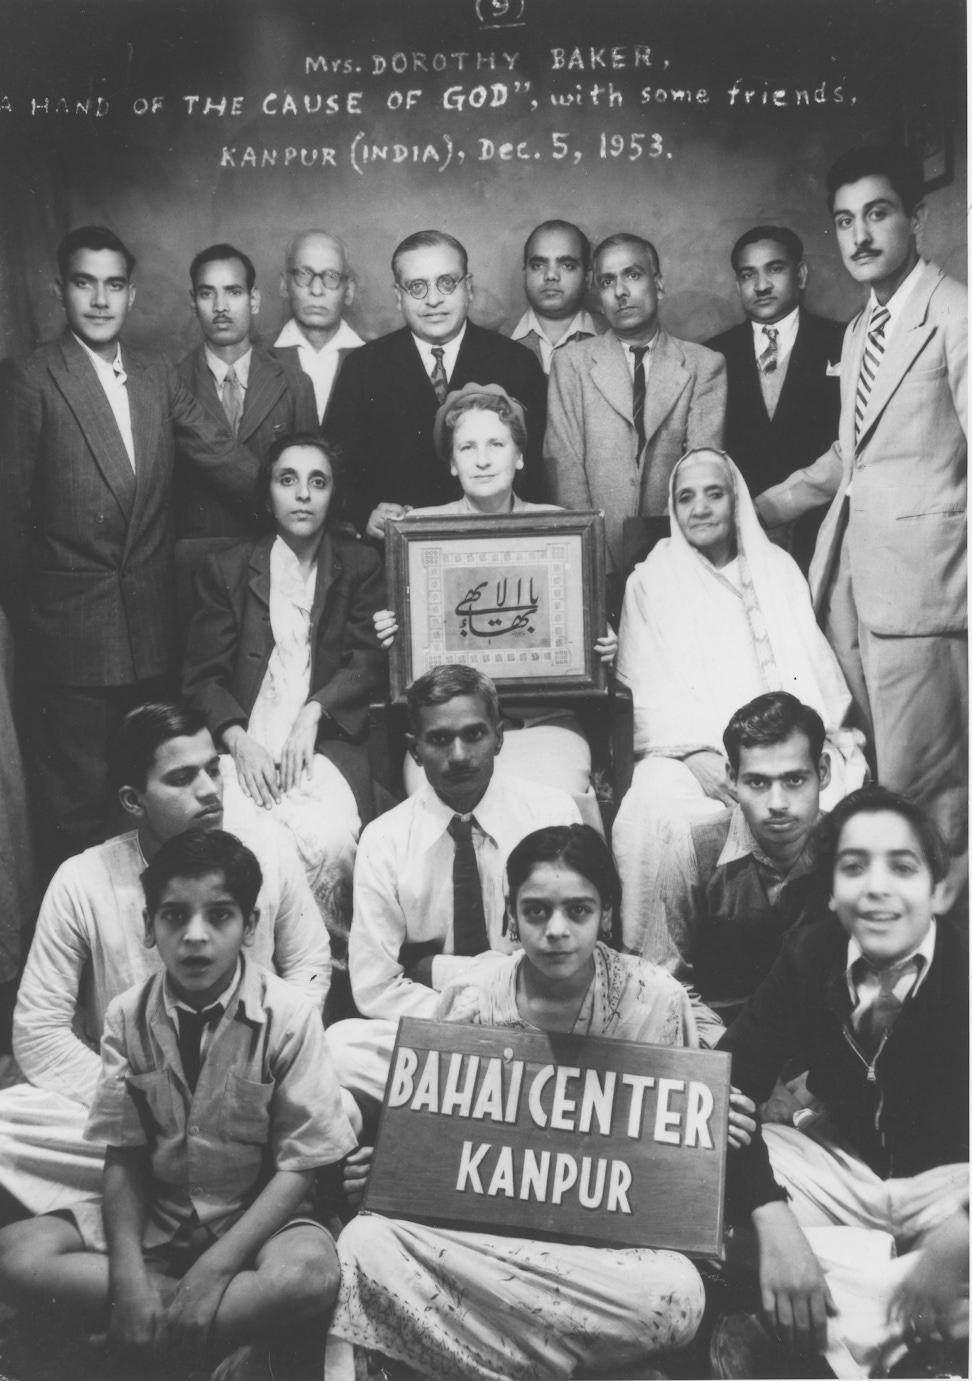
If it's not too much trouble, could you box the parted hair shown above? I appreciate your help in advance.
[392,230,469,280]
[406,664,500,733]
[141,828,263,919]
[506,824,622,918]
[730,225,804,273]
[190,242,256,292]
[826,144,925,215]
[257,432,346,523]
[107,702,209,792]
[723,692,826,775]
[57,225,135,281]
[814,785,951,887]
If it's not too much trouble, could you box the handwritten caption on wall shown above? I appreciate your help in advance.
[10,40,856,176]
[363,1018,730,1256]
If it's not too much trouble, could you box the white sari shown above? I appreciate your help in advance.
[613,453,866,952]
[221,537,360,956]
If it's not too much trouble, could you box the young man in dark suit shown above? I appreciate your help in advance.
[174,243,318,610]
[706,225,844,571]
[0,226,260,873]
[326,230,549,539]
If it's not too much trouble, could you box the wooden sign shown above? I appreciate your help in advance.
[363,1018,731,1258]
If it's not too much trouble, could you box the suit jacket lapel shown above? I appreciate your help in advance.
[855,264,940,450]
[240,350,287,443]
[247,537,273,610]
[309,533,338,642]
[642,330,690,447]
[50,333,136,522]
[771,311,811,432]
[391,328,439,404]
[186,346,226,427]
[589,332,635,431]
[122,348,164,561]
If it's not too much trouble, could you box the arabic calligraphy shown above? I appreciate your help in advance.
[455,576,539,638]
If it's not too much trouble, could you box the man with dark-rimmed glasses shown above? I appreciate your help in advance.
[273,229,365,426]
[327,229,548,539]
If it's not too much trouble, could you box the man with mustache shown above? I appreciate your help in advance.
[175,243,317,554]
[755,146,968,904]
[643,692,831,1050]
[0,702,331,1228]
[327,665,580,1119]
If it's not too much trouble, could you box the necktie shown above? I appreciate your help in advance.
[430,347,448,404]
[222,365,244,435]
[854,305,891,440]
[177,1002,224,1092]
[447,814,489,956]
[855,956,920,1054]
[630,345,649,464]
[758,326,779,374]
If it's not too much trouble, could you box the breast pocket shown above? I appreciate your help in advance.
[217,1073,273,1145]
[127,1070,178,1138]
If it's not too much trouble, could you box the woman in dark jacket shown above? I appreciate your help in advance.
[182,432,387,959]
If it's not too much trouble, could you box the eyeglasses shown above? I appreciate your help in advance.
[288,267,348,290]
[398,273,468,300]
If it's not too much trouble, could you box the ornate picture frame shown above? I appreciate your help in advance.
[385,511,608,701]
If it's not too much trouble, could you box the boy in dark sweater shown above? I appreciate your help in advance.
[720,786,968,1370]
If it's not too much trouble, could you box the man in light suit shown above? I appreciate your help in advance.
[174,243,318,612]
[273,229,364,426]
[706,225,844,572]
[544,232,726,605]
[0,226,259,874]
[327,230,549,538]
[756,146,968,888]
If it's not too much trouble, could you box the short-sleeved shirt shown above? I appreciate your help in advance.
[86,958,356,1248]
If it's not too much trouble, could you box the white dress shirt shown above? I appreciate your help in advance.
[411,322,466,387]
[749,304,800,370]
[12,795,332,1107]
[348,773,581,1020]
[864,256,925,344]
[73,334,135,469]
[274,317,364,420]
[511,307,601,374]
[846,920,937,1031]
[205,344,252,390]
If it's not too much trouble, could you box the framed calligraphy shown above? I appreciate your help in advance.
[385,511,608,701]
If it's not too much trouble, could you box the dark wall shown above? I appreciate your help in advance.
[0,0,965,360]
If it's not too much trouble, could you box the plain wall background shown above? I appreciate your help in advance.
[0,0,964,361]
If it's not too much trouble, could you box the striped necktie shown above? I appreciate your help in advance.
[630,345,649,464]
[758,326,779,374]
[854,305,891,440]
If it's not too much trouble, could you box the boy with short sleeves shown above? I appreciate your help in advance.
[0,829,355,1377]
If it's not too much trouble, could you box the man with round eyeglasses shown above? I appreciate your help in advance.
[273,229,365,426]
[327,229,548,540]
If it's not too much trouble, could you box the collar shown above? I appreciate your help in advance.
[866,256,925,335]
[749,304,800,360]
[512,306,599,345]
[274,317,364,353]
[845,919,937,1000]
[205,345,252,388]
[717,803,819,878]
[163,957,243,1021]
[411,322,466,375]
[418,772,503,847]
[72,332,125,378]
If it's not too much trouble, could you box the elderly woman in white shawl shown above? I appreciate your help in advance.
[612,448,866,951]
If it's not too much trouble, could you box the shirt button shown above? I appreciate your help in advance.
[189,1125,200,1136]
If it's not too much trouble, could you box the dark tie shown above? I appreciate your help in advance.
[630,346,649,464]
[430,347,448,404]
[222,365,244,435]
[855,956,920,1054]
[854,305,891,440]
[447,814,489,956]
[758,326,779,374]
[177,1002,224,1092]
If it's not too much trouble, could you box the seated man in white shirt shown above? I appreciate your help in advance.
[510,219,607,374]
[0,701,332,1227]
[328,665,581,1120]
[273,229,364,426]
